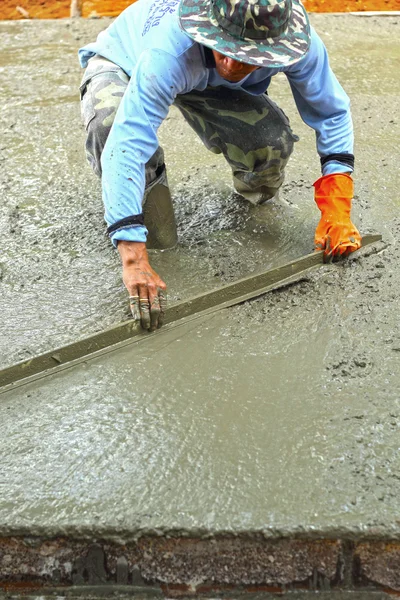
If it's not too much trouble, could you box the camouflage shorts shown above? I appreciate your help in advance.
[80,55,298,203]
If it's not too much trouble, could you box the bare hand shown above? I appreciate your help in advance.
[117,241,167,331]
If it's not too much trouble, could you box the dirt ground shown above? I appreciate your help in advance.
[0,0,132,19]
[0,0,399,19]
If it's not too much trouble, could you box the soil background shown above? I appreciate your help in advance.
[1,0,399,20]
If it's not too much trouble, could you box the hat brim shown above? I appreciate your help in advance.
[179,0,311,69]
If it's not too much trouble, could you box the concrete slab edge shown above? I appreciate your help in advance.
[0,595,397,600]
[0,592,396,600]
[1,537,400,596]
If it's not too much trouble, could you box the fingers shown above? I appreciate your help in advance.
[158,289,167,328]
[149,288,161,332]
[323,236,333,264]
[129,293,140,322]
[123,261,167,331]
[315,220,362,262]
[130,290,166,331]
[138,285,151,331]
[137,285,167,332]
[317,236,339,263]
[147,287,167,331]
[323,239,362,263]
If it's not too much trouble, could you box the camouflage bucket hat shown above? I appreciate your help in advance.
[179,0,311,68]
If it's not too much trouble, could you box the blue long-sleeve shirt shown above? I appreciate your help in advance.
[79,0,354,245]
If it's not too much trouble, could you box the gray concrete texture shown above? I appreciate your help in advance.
[0,12,400,596]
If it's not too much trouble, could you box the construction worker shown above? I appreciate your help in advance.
[79,0,361,331]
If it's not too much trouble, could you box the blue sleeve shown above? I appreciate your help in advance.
[285,28,354,175]
[101,48,188,246]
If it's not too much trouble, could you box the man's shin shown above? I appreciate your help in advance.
[143,173,178,250]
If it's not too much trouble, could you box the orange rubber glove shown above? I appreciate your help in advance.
[314,173,362,260]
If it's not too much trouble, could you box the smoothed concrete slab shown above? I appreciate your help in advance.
[1,301,400,541]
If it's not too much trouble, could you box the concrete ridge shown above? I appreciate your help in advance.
[1,536,400,595]
[2,526,400,542]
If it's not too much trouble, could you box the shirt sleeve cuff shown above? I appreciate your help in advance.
[322,161,354,176]
[110,225,148,248]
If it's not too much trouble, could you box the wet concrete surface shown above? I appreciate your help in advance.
[0,14,386,367]
[1,294,400,538]
[0,16,399,369]
[1,14,400,553]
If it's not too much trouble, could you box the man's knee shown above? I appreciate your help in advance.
[229,97,298,204]
[231,129,297,204]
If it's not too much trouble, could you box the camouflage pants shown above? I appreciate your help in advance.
[80,55,298,204]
